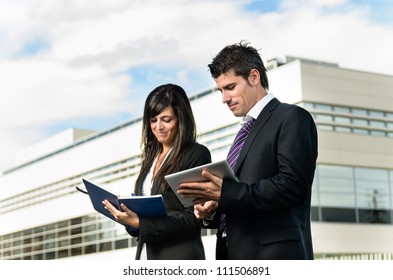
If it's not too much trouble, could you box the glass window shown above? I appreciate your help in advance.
[115,239,129,250]
[83,233,97,243]
[386,112,393,120]
[71,217,82,226]
[311,189,319,206]
[23,229,32,236]
[353,128,368,135]
[352,118,368,126]
[58,221,68,229]
[370,130,386,137]
[13,239,21,246]
[352,108,368,116]
[84,224,97,233]
[335,116,351,124]
[99,229,114,240]
[315,104,331,112]
[370,120,385,128]
[58,230,68,239]
[3,234,12,241]
[355,168,389,209]
[319,165,353,179]
[114,224,128,237]
[33,254,43,260]
[58,250,68,259]
[335,126,351,133]
[321,207,356,223]
[355,168,388,181]
[386,122,393,128]
[356,188,390,209]
[34,227,43,234]
[317,124,333,131]
[320,192,356,208]
[319,176,354,193]
[390,170,393,182]
[58,239,69,248]
[334,106,350,114]
[23,244,31,253]
[358,209,391,224]
[84,244,97,254]
[45,232,56,249]
[99,242,112,252]
[302,102,314,110]
[71,237,81,245]
[311,172,319,206]
[71,247,82,256]
[311,207,320,221]
[45,224,56,231]
[315,114,333,122]
[369,110,384,118]
[318,165,355,207]
[71,225,82,235]
[3,241,11,249]
[45,252,56,260]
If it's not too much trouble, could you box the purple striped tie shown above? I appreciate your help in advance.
[219,118,255,232]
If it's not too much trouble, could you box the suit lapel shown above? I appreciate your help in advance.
[233,98,280,174]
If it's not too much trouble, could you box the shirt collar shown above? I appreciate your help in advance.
[241,92,274,125]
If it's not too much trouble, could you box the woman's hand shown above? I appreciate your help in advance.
[194,200,218,219]
[102,199,140,228]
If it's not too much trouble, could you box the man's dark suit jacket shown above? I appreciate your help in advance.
[126,142,211,260]
[217,98,318,260]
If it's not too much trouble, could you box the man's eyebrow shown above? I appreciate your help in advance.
[222,83,236,90]
[215,82,236,93]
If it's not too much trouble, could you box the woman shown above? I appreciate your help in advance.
[103,84,211,260]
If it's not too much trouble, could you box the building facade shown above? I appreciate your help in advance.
[1,56,393,260]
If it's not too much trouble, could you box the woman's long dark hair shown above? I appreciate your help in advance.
[135,84,196,192]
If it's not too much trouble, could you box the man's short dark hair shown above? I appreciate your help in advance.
[208,41,269,90]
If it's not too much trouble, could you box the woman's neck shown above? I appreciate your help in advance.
[161,144,173,155]
[153,145,173,178]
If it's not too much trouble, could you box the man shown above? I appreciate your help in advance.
[177,42,318,260]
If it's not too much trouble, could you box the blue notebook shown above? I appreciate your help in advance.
[79,179,167,223]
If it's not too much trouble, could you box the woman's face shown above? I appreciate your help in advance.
[150,106,178,148]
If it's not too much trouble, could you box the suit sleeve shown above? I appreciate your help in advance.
[137,143,211,243]
[220,106,318,212]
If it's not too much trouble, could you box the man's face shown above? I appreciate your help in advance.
[214,69,259,117]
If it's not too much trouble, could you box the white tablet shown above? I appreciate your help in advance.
[165,160,238,207]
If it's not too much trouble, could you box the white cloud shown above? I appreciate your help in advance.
[0,0,392,172]
[251,0,393,75]
[0,59,131,127]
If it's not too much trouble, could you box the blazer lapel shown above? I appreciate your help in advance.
[233,98,280,174]
[151,181,160,195]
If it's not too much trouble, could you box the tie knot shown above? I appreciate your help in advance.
[242,118,255,133]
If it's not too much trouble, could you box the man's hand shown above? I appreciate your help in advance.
[177,169,223,204]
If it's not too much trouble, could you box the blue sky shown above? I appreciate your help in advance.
[352,0,392,25]
[0,0,393,172]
